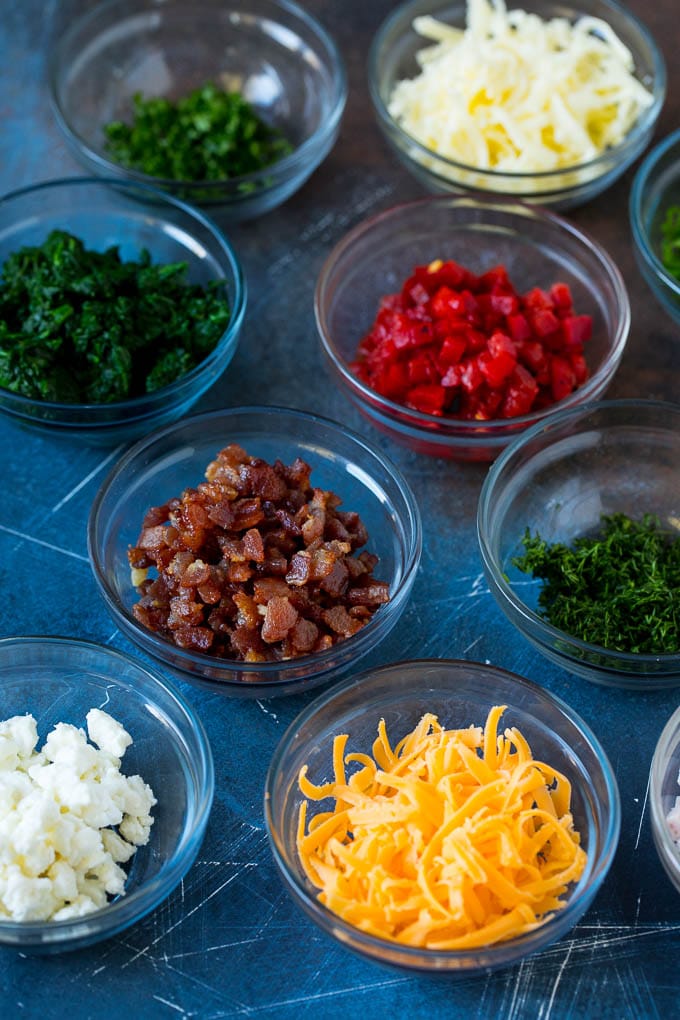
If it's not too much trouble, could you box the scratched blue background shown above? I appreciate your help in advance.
[1,1,679,1017]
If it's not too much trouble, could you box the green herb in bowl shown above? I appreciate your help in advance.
[104,83,293,183]
[660,204,680,281]
[512,512,680,655]
[0,229,231,403]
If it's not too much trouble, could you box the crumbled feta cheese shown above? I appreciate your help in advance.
[0,709,156,922]
[86,708,133,758]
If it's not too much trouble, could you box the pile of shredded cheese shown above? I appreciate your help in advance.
[387,0,654,178]
[296,705,587,949]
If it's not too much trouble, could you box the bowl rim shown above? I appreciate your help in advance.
[0,176,247,425]
[368,0,666,190]
[477,397,680,668]
[0,634,215,945]
[47,0,348,196]
[264,656,622,968]
[650,704,680,879]
[630,126,680,301]
[315,193,631,436]
[87,404,423,688]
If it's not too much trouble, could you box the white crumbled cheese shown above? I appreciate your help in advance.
[666,770,680,843]
[387,0,654,188]
[0,709,156,922]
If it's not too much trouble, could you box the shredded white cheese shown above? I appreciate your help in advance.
[0,710,156,922]
[387,0,654,183]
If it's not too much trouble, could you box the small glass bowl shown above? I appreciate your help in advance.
[0,177,246,445]
[477,399,680,689]
[264,658,620,974]
[369,0,665,210]
[0,636,214,953]
[630,128,680,328]
[48,0,347,218]
[650,705,680,896]
[315,195,630,461]
[88,406,422,698]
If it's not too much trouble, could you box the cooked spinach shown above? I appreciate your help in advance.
[0,229,231,403]
[104,83,293,182]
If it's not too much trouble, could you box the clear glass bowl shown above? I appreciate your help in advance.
[88,406,422,698]
[0,177,246,445]
[477,399,680,689]
[650,705,680,896]
[315,195,630,461]
[369,0,665,211]
[0,636,214,953]
[264,658,621,974]
[630,128,680,328]
[48,0,347,219]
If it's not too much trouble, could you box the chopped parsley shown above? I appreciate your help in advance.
[0,229,231,404]
[512,512,680,654]
[103,82,294,182]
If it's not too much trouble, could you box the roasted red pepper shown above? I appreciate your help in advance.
[351,259,593,420]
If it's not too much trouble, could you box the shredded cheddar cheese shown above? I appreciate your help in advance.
[296,705,587,949]
[387,0,654,179]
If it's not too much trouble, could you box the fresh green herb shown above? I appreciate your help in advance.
[660,204,680,280]
[104,83,294,182]
[512,512,680,654]
[0,229,231,404]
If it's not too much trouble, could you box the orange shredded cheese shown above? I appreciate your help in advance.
[296,705,587,949]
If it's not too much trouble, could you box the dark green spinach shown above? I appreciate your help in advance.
[0,229,231,403]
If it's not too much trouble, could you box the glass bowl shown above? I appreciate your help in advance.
[48,0,347,219]
[264,658,620,974]
[368,0,665,210]
[630,128,680,328]
[88,406,422,698]
[315,195,630,462]
[0,177,246,445]
[650,705,680,896]
[477,399,680,689]
[0,636,214,953]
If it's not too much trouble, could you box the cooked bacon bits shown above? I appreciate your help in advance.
[127,444,390,662]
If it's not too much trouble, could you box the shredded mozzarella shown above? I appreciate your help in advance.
[387,0,654,179]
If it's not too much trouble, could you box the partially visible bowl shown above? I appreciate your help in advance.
[630,127,680,327]
[49,0,347,218]
[264,658,621,973]
[315,195,630,461]
[369,0,665,210]
[88,406,422,698]
[0,177,245,445]
[650,705,680,896]
[478,399,680,688]
[0,636,214,953]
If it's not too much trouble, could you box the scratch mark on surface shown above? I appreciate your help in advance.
[153,994,189,1015]
[49,445,124,514]
[635,772,651,849]
[0,523,89,562]
[256,700,278,722]
[541,939,574,1019]
[122,871,248,968]
[506,957,526,1020]
[635,893,642,927]
[463,635,483,654]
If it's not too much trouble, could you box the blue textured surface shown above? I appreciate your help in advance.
[1,1,679,1016]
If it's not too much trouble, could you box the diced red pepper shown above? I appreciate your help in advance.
[477,349,517,388]
[437,335,467,367]
[405,383,448,415]
[351,257,592,422]
[561,314,592,347]
[550,355,576,401]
